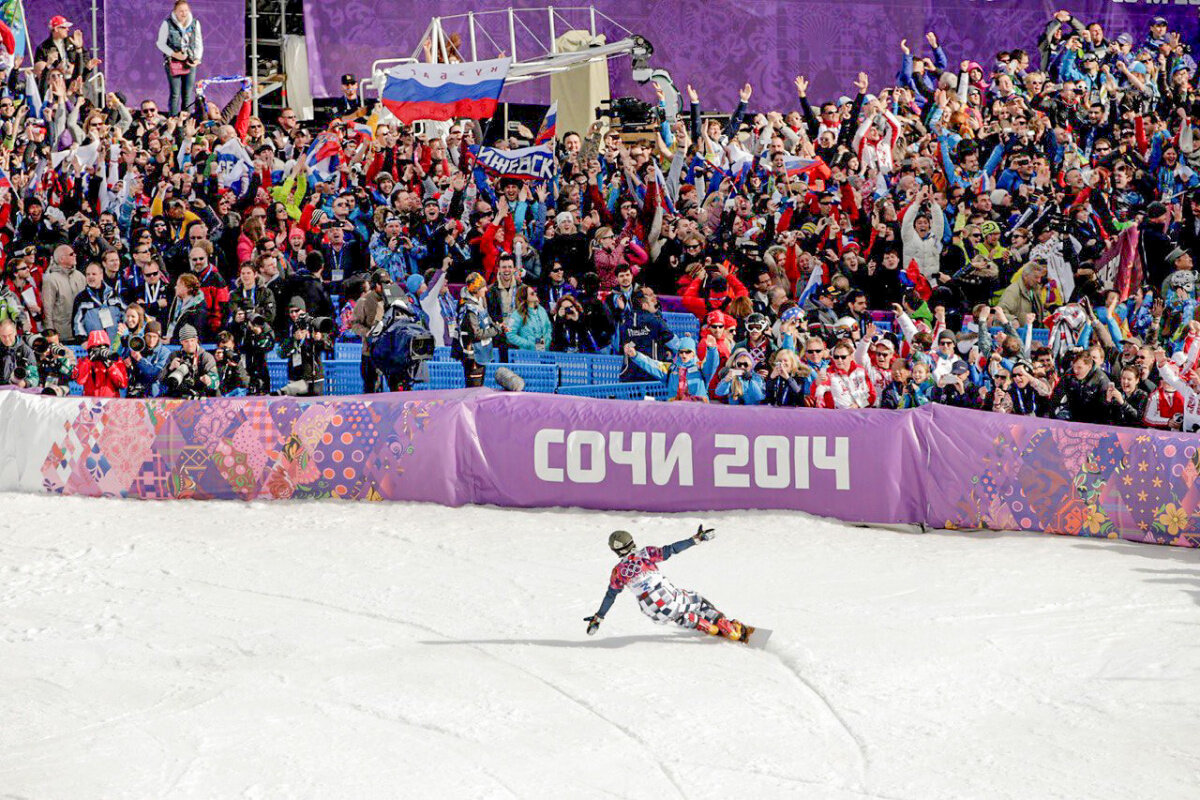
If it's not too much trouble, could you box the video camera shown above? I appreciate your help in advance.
[368,303,435,389]
[595,97,660,134]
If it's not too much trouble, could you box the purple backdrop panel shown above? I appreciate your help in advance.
[301,0,1198,109]
[919,404,1200,547]
[26,391,474,504]
[466,392,927,521]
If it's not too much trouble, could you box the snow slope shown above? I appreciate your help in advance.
[1,494,1197,799]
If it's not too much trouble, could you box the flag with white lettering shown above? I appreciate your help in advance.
[471,143,556,181]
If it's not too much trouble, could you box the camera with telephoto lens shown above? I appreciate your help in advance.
[127,335,146,354]
[11,366,27,382]
[295,312,336,337]
[89,345,113,364]
[164,359,195,394]
[30,335,49,356]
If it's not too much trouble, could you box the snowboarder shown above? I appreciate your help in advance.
[584,526,752,642]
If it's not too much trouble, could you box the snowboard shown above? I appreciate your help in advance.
[742,626,772,649]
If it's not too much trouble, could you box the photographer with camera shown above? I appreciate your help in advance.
[276,299,335,396]
[124,320,171,398]
[0,320,39,388]
[228,262,277,344]
[73,329,127,397]
[159,325,217,399]
[213,331,250,397]
[30,329,76,397]
[241,313,276,395]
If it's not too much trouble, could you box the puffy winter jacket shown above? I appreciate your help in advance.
[505,306,553,351]
[74,356,128,397]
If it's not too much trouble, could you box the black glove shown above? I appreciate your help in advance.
[693,524,715,543]
[583,615,602,635]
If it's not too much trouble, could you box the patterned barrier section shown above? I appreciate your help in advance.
[0,390,1196,548]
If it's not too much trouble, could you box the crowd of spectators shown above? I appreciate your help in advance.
[1,8,1199,431]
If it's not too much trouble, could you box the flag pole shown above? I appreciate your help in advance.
[16,0,35,64]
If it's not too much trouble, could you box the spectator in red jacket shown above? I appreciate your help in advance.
[680,262,749,319]
[73,329,128,397]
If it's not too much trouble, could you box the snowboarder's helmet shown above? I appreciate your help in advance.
[609,530,636,556]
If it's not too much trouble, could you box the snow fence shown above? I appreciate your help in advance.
[0,388,1196,548]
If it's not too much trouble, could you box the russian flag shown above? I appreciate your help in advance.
[306,133,342,184]
[534,101,557,145]
[900,259,933,301]
[0,164,10,190]
[760,153,831,185]
[797,260,827,307]
[381,57,510,125]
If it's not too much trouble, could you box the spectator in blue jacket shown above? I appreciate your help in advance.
[71,262,127,345]
[506,285,553,351]
[125,320,171,397]
[624,336,718,401]
[715,348,767,405]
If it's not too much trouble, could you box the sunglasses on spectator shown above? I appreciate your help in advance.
[806,348,824,354]
[144,270,160,277]
[831,354,850,361]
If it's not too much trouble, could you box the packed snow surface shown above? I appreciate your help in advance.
[2,494,1198,799]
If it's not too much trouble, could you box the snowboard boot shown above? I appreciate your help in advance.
[715,616,745,641]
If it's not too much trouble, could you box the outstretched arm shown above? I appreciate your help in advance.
[662,524,716,560]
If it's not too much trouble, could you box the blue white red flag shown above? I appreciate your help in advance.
[381,58,510,125]
[797,260,827,307]
[0,164,11,190]
[306,133,342,184]
[759,153,831,184]
[534,101,557,145]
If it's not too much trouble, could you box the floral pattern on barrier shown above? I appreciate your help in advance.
[944,423,1200,548]
[39,396,447,501]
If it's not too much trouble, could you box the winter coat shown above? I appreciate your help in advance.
[630,348,719,401]
[165,295,209,344]
[813,361,876,409]
[1049,365,1111,424]
[456,296,501,364]
[73,356,128,398]
[618,308,676,381]
[41,263,87,343]
[127,344,172,397]
[71,285,126,343]
[0,340,39,386]
[714,371,766,405]
[505,306,553,351]
[900,203,945,278]
[764,373,813,407]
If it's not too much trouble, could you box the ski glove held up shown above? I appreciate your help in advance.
[584,615,602,635]
[693,525,715,543]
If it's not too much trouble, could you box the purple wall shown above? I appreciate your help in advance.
[4,389,1199,548]
[302,0,1199,109]
[26,0,246,107]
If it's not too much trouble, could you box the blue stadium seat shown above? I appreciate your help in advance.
[589,354,624,384]
[434,346,453,361]
[266,357,289,392]
[549,352,590,385]
[662,311,700,341]
[484,362,558,393]
[414,360,465,390]
[509,350,552,365]
[557,382,665,401]
[323,360,364,395]
[335,341,364,361]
